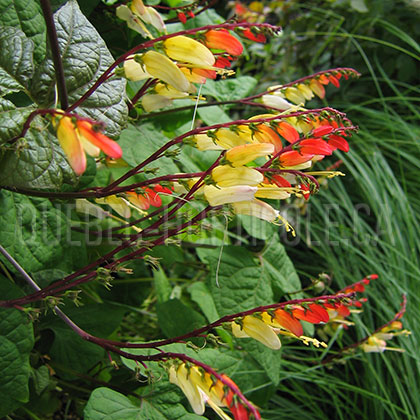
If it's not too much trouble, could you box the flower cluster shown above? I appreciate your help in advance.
[169,363,255,420]
[262,68,361,110]
[191,110,354,224]
[53,112,122,176]
[122,30,244,111]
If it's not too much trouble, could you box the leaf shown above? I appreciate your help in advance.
[43,303,125,379]
[0,279,34,417]
[239,214,276,240]
[187,282,220,323]
[0,190,85,274]
[198,246,274,316]
[84,387,142,420]
[0,25,34,96]
[197,105,231,126]
[0,119,77,189]
[260,239,301,299]
[0,0,46,63]
[117,123,179,177]
[0,98,34,144]
[153,267,171,304]
[156,299,206,338]
[84,386,204,420]
[30,0,127,136]
[200,76,258,105]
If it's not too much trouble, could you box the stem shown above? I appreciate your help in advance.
[40,0,68,110]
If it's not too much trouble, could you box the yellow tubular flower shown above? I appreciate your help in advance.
[142,50,190,92]
[141,94,172,112]
[155,83,191,98]
[214,128,251,149]
[164,35,215,67]
[225,143,274,167]
[261,93,293,110]
[284,86,306,104]
[56,116,86,176]
[123,58,150,81]
[232,315,281,350]
[211,165,264,187]
[297,83,314,101]
[96,196,131,219]
[193,134,224,151]
[169,364,205,415]
[232,199,279,222]
[255,185,291,200]
[203,185,257,206]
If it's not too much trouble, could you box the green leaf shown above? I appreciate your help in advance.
[84,387,142,420]
[197,105,231,126]
[200,76,258,105]
[30,0,127,136]
[0,0,46,63]
[153,267,171,304]
[187,282,220,322]
[0,280,34,417]
[260,239,301,299]
[239,214,276,240]
[0,190,85,274]
[0,25,34,96]
[84,386,204,420]
[0,99,34,144]
[43,303,125,379]
[156,299,206,338]
[198,246,274,316]
[0,121,76,189]
[118,123,179,177]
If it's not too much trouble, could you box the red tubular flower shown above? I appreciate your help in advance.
[318,74,330,85]
[187,10,195,18]
[327,134,349,152]
[204,29,244,56]
[76,121,123,159]
[270,175,292,188]
[242,28,266,43]
[328,74,340,88]
[276,122,300,143]
[215,56,233,68]
[312,126,334,136]
[177,12,187,24]
[292,303,330,324]
[298,183,311,201]
[299,139,333,156]
[279,150,314,167]
[274,309,303,337]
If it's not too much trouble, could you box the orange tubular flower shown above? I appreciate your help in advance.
[274,309,304,337]
[55,115,122,176]
[204,29,244,56]
[279,150,314,167]
[292,303,330,324]
[298,139,333,156]
[276,121,300,143]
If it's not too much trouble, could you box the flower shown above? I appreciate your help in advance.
[164,35,215,67]
[54,115,122,176]
[232,315,281,350]
[225,143,274,166]
[142,50,191,92]
[169,363,256,420]
[204,185,257,206]
[211,165,263,187]
[204,30,244,56]
[232,199,279,222]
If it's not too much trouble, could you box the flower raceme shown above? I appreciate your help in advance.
[169,363,256,420]
[54,114,122,176]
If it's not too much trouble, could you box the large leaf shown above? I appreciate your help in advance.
[0,98,34,144]
[0,25,34,96]
[260,239,302,298]
[118,123,179,177]
[84,386,204,420]
[197,246,274,316]
[0,190,85,274]
[0,0,46,63]
[0,120,76,189]
[43,303,125,379]
[30,0,127,136]
[0,280,34,417]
